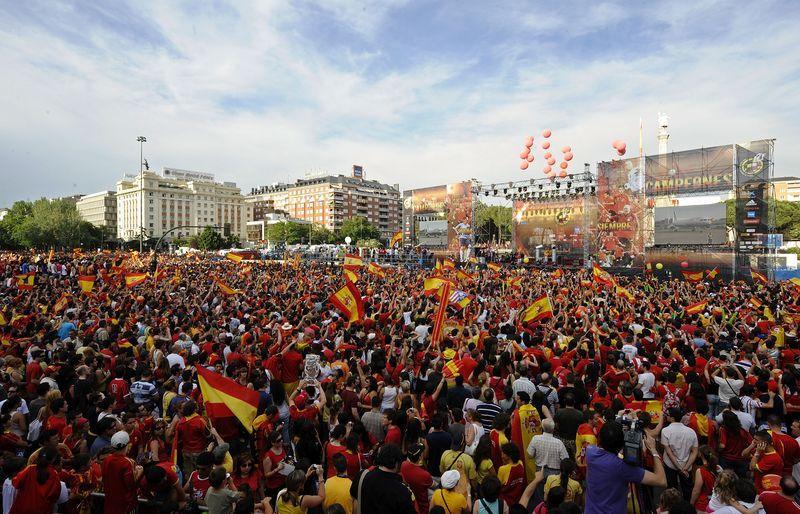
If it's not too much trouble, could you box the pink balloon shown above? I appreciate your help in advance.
[547,172,556,180]
[559,161,568,169]
[547,157,556,165]
[543,165,552,174]
[520,149,530,159]
[617,142,627,150]
[680,261,689,268]
[542,129,551,138]
[542,141,551,150]
[564,152,574,161]
[520,161,529,170]
[543,152,552,159]
[526,154,534,162]
[612,139,622,149]
[561,146,571,153]
[524,136,534,147]
[558,170,568,178]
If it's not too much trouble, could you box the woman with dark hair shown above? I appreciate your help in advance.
[276,467,325,514]
[8,447,64,514]
[531,485,565,514]
[690,445,719,513]
[543,459,582,505]
[473,475,507,514]
[717,411,752,478]
[263,430,287,502]
[232,453,265,502]
[270,378,291,441]
[472,434,496,485]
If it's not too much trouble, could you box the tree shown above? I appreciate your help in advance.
[267,222,306,244]
[339,217,380,243]
[357,238,381,248]
[1,198,101,249]
[226,234,241,248]
[196,226,225,250]
[309,225,335,244]
[474,202,512,243]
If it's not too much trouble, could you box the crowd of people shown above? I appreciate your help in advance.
[1,249,800,514]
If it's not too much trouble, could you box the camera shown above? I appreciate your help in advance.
[616,416,645,466]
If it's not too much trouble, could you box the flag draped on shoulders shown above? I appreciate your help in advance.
[196,366,260,433]
[329,281,364,323]
[511,404,542,482]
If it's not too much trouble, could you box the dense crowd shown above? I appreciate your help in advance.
[1,249,800,514]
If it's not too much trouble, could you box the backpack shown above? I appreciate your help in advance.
[662,385,680,411]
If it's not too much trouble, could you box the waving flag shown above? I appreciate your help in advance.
[522,295,553,323]
[749,297,763,309]
[706,267,719,280]
[329,281,364,323]
[424,277,454,296]
[448,289,472,310]
[455,269,474,282]
[681,270,704,283]
[390,231,403,247]
[196,366,260,433]
[343,268,359,284]
[592,264,614,286]
[616,283,635,301]
[751,269,768,284]
[487,262,501,272]
[367,262,385,278]
[430,281,452,345]
[76,275,95,294]
[15,273,35,291]
[124,273,148,288]
[442,258,456,269]
[343,254,363,270]
[552,268,563,279]
[789,277,800,289]
[506,276,523,289]
[685,301,708,315]
[53,293,70,314]
[214,278,241,295]
[225,252,243,263]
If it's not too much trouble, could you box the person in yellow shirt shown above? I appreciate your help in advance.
[323,454,353,514]
[543,458,583,505]
[431,470,471,514]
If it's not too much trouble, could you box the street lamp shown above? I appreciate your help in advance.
[137,136,147,252]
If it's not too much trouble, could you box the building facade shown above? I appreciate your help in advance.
[245,166,401,239]
[772,176,800,202]
[76,191,117,239]
[116,167,246,242]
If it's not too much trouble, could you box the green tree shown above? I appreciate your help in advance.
[3,198,101,249]
[357,238,381,248]
[197,226,225,250]
[309,225,335,244]
[267,222,306,244]
[339,217,380,243]
[226,234,241,248]
[474,202,512,243]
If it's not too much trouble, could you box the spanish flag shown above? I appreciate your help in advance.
[511,403,542,481]
[751,269,768,284]
[424,277,454,296]
[442,357,469,379]
[225,252,243,263]
[367,262,385,278]
[506,276,523,289]
[448,289,472,310]
[214,278,241,295]
[329,281,364,323]
[196,366,260,433]
[124,273,148,288]
[552,268,563,279]
[390,231,403,248]
[430,281,452,345]
[16,273,35,291]
[487,262,501,272]
[522,295,553,323]
[616,284,635,301]
[343,268,359,284]
[685,301,707,315]
[343,254,363,269]
[681,270,704,283]
[442,258,455,269]
[78,275,95,294]
[455,269,474,282]
[749,296,763,309]
[592,264,614,286]
[53,293,70,314]
[706,267,719,280]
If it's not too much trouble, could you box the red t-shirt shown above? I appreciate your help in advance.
[754,451,783,493]
[759,491,800,513]
[281,351,303,383]
[176,415,208,453]
[9,465,62,514]
[108,378,130,410]
[400,461,433,514]
[187,469,211,502]
[385,425,402,446]
[101,454,138,514]
[771,431,800,475]
[45,415,68,438]
[325,442,347,478]
[289,405,319,423]
[24,362,43,394]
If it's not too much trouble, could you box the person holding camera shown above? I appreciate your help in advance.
[584,421,666,514]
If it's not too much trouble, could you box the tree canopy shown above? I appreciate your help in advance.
[339,216,380,243]
[0,199,102,249]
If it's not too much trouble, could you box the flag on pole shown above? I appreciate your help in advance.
[685,301,708,315]
[343,254,363,270]
[367,262,385,278]
[343,268,359,284]
[77,275,95,294]
[487,262,501,272]
[706,267,719,280]
[430,281,452,345]
[455,269,474,282]
[751,269,768,284]
[196,366,260,433]
[15,273,35,291]
[214,277,241,295]
[124,273,148,288]
[390,231,403,248]
[225,252,243,263]
[522,295,553,323]
[448,289,472,310]
[329,281,364,323]
[442,258,455,269]
[592,264,614,286]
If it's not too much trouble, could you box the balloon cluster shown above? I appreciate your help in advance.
[611,140,627,156]
[519,129,574,180]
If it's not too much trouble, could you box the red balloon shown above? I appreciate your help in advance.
[520,149,530,159]
[561,146,571,153]
[547,157,556,165]
[680,261,689,268]
[542,141,551,150]
[542,129,551,138]
[543,152,552,159]
[525,136,534,147]
[618,142,627,150]
[617,148,626,156]
[543,165,552,174]
[564,151,574,161]
[526,154,534,162]
[559,161,568,169]
[612,139,622,149]
[558,170,568,178]
[520,161,529,170]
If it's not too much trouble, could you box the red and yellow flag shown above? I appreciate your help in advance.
[424,277,454,296]
[706,267,719,280]
[343,254,363,269]
[196,366,260,433]
[685,301,708,315]
[225,252,243,263]
[592,264,614,286]
[329,281,364,323]
[552,268,563,279]
[442,258,455,269]
[53,293,70,314]
[522,295,553,323]
[751,269,768,284]
[681,270,704,283]
[77,275,95,294]
[455,269,474,282]
[214,277,241,295]
[506,276,523,289]
[749,297,763,309]
[390,231,402,248]
[124,273,148,288]
[616,283,635,301]
[448,289,472,310]
[430,281,452,345]
[343,268,359,284]
[15,273,35,291]
[367,262,385,278]
[789,277,800,289]
[487,262,501,272]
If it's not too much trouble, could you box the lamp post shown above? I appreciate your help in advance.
[137,136,147,252]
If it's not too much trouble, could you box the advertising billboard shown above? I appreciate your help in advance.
[595,158,646,267]
[735,139,772,252]
[654,203,728,245]
[644,145,735,197]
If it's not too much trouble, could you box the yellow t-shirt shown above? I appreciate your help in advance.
[324,476,353,514]
[475,458,494,483]
[431,489,467,514]
[439,450,476,480]
[544,474,583,503]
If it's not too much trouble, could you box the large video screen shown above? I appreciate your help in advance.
[513,197,585,256]
[645,145,735,197]
[654,203,728,245]
[418,219,448,246]
[403,182,472,252]
[595,158,646,267]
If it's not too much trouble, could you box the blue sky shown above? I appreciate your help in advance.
[1,0,799,205]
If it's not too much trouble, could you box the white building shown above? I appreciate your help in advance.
[116,167,246,242]
[76,191,117,239]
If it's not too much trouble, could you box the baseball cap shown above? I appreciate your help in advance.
[110,431,130,449]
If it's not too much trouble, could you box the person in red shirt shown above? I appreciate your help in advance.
[748,430,784,493]
[45,397,69,438]
[289,384,325,425]
[400,443,433,514]
[766,415,800,476]
[139,460,186,510]
[601,360,630,392]
[108,367,130,413]
[280,338,304,394]
[9,447,64,514]
[182,451,214,504]
[383,409,403,446]
[101,431,141,514]
[24,351,44,395]
[759,476,800,514]
[169,400,209,476]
